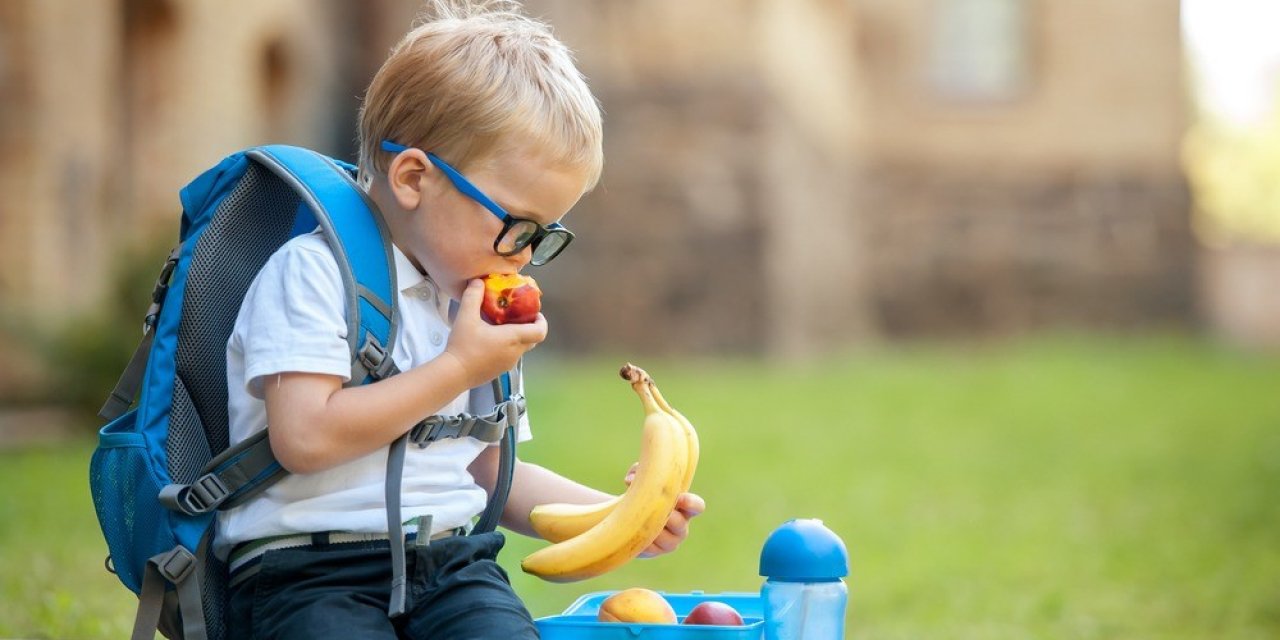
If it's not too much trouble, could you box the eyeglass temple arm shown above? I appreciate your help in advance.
[381,140,508,223]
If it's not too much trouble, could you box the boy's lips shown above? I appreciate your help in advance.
[472,270,519,280]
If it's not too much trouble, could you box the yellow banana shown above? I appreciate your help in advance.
[650,378,699,492]
[527,495,622,543]
[527,366,699,543]
[520,364,689,582]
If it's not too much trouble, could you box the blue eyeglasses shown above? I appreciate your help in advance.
[380,140,574,266]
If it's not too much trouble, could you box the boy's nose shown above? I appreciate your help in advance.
[506,243,533,269]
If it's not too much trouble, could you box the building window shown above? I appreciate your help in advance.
[928,0,1030,102]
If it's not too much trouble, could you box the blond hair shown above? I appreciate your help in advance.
[357,0,603,190]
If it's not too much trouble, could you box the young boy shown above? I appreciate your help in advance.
[217,1,704,637]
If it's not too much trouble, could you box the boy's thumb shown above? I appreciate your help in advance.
[458,279,483,309]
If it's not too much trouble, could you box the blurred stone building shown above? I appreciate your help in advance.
[0,0,416,315]
[528,0,1191,355]
[0,0,1191,360]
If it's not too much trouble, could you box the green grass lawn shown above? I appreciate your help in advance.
[3,335,1279,639]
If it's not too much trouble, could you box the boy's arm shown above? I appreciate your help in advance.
[264,355,468,474]
[265,280,545,474]
[469,448,705,556]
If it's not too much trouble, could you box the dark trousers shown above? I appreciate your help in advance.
[227,531,539,639]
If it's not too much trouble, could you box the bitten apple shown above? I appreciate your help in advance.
[682,601,745,626]
[480,273,541,325]
[597,588,677,624]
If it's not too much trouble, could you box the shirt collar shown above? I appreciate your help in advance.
[391,245,422,289]
[392,244,453,318]
[392,244,428,293]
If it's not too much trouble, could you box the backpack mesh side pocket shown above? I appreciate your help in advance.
[89,409,175,594]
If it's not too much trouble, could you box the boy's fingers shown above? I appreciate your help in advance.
[623,461,640,485]
[510,314,548,344]
[676,492,705,518]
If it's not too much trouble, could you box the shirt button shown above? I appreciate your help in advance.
[430,332,444,346]
[417,288,432,301]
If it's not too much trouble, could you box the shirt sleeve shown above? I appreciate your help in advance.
[235,237,352,399]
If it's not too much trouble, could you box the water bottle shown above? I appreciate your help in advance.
[759,519,849,639]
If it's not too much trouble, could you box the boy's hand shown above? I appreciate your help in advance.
[623,462,706,558]
[640,492,705,558]
[444,279,547,388]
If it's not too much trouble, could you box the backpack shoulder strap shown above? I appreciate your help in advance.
[248,145,400,383]
[160,145,400,517]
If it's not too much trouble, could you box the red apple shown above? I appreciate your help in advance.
[480,273,541,325]
[682,601,745,626]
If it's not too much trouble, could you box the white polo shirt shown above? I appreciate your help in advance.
[215,230,530,559]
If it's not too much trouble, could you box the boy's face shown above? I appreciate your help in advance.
[397,143,591,301]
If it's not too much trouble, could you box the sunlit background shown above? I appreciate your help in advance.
[1,1,1278,638]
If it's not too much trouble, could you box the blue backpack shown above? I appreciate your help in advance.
[89,145,522,640]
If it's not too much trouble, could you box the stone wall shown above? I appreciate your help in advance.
[536,80,770,355]
[0,0,1196,362]
[526,0,870,356]
[862,164,1194,336]
[0,0,405,318]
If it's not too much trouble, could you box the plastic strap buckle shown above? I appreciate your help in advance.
[142,247,181,335]
[357,339,397,381]
[185,473,230,512]
[410,394,524,446]
[502,394,526,427]
[155,547,196,584]
[411,415,466,445]
[160,473,229,515]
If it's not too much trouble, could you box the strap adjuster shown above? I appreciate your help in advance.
[142,247,181,335]
[358,338,398,380]
[409,393,525,446]
[159,472,229,515]
[155,547,196,583]
[187,473,229,512]
[501,395,526,427]
[411,415,469,445]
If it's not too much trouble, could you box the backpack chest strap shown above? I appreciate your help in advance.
[408,395,525,446]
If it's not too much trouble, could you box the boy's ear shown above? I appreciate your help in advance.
[387,148,432,211]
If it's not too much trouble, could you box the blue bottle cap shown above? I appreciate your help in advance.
[759,518,849,581]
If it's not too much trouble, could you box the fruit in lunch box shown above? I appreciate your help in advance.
[521,364,689,582]
[526,364,699,544]
[682,601,746,626]
[597,588,677,624]
[480,273,540,325]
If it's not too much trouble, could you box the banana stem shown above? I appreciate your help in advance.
[619,363,651,385]
[620,363,661,414]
